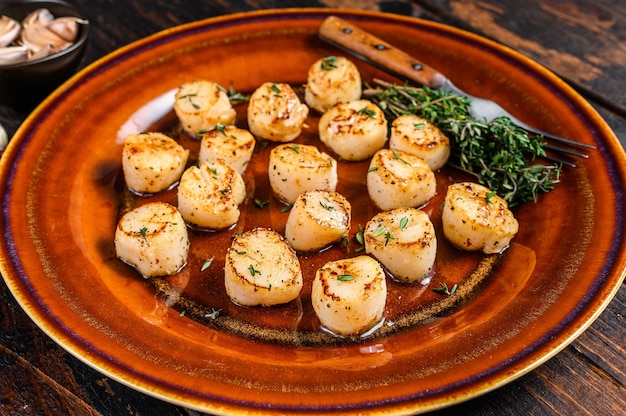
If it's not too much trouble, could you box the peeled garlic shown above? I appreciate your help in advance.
[0,123,8,152]
[0,16,20,47]
[0,8,87,66]
[0,45,27,65]
[21,9,77,56]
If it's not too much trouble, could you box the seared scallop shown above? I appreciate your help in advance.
[304,55,362,113]
[442,182,519,254]
[364,207,436,283]
[311,256,387,336]
[121,132,189,195]
[247,82,309,142]
[224,227,303,306]
[198,124,256,175]
[174,80,236,138]
[177,160,246,230]
[284,190,351,252]
[318,99,388,161]
[114,202,189,278]
[389,114,450,171]
[268,143,337,204]
[366,148,436,210]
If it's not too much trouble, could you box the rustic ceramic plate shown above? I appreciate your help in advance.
[1,9,625,415]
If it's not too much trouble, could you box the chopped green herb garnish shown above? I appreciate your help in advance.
[372,225,387,237]
[399,216,409,230]
[271,83,281,96]
[357,107,376,118]
[179,93,200,109]
[384,231,395,246]
[338,274,355,281]
[319,201,334,211]
[254,198,269,209]
[321,56,338,70]
[433,282,458,296]
[205,308,221,319]
[214,123,227,135]
[227,86,248,103]
[392,150,411,165]
[200,257,214,271]
[248,264,261,276]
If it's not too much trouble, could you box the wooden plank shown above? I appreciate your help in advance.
[416,0,626,118]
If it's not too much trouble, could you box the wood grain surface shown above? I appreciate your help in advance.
[0,1,624,415]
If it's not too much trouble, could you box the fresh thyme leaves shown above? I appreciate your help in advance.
[179,93,200,109]
[248,264,261,276]
[433,281,457,296]
[200,257,214,271]
[321,56,338,70]
[271,83,282,97]
[364,80,561,207]
[254,198,269,209]
[357,107,376,118]
[205,308,221,319]
[338,274,355,281]
[214,122,227,135]
[372,225,387,237]
[392,149,411,165]
[355,224,366,252]
[227,86,248,104]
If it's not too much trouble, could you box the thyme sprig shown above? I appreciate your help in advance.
[364,79,561,206]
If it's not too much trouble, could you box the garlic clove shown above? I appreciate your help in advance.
[47,16,84,42]
[0,45,28,65]
[22,8,55,28]
[0,15,20,47]
[21,21,72,55]
[27,43,53,61]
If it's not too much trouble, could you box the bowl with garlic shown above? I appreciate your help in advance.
[0,0,88,108]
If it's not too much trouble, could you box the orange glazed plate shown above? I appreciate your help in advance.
[1,9,625,415]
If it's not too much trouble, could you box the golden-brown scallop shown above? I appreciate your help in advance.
[442,182,519,254]
[366,148,436,210]
[177,160,246,230]
[318,99,388,161]
[284,190,351,252]
[198,124,256,175]
[247,82,309,142]
[114,202,189,278]
[311,256,387,336]
[304,55,362,113]
[121,132,189,195]
[364,207,436,283]
[224,228,303,306]
[174,80,236,138]
[389,114,451,171]
[268,143,337,204]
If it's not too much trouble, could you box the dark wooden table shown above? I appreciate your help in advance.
[1,1,624,415]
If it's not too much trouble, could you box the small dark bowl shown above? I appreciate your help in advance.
[0,0,89,109]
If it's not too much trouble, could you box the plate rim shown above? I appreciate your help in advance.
[1,7,625,415]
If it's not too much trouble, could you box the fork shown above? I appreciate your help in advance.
[318,16,595,167]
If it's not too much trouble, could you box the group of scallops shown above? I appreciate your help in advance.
[114,56,519,337]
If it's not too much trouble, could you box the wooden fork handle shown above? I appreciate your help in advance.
[318,16,447,88]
